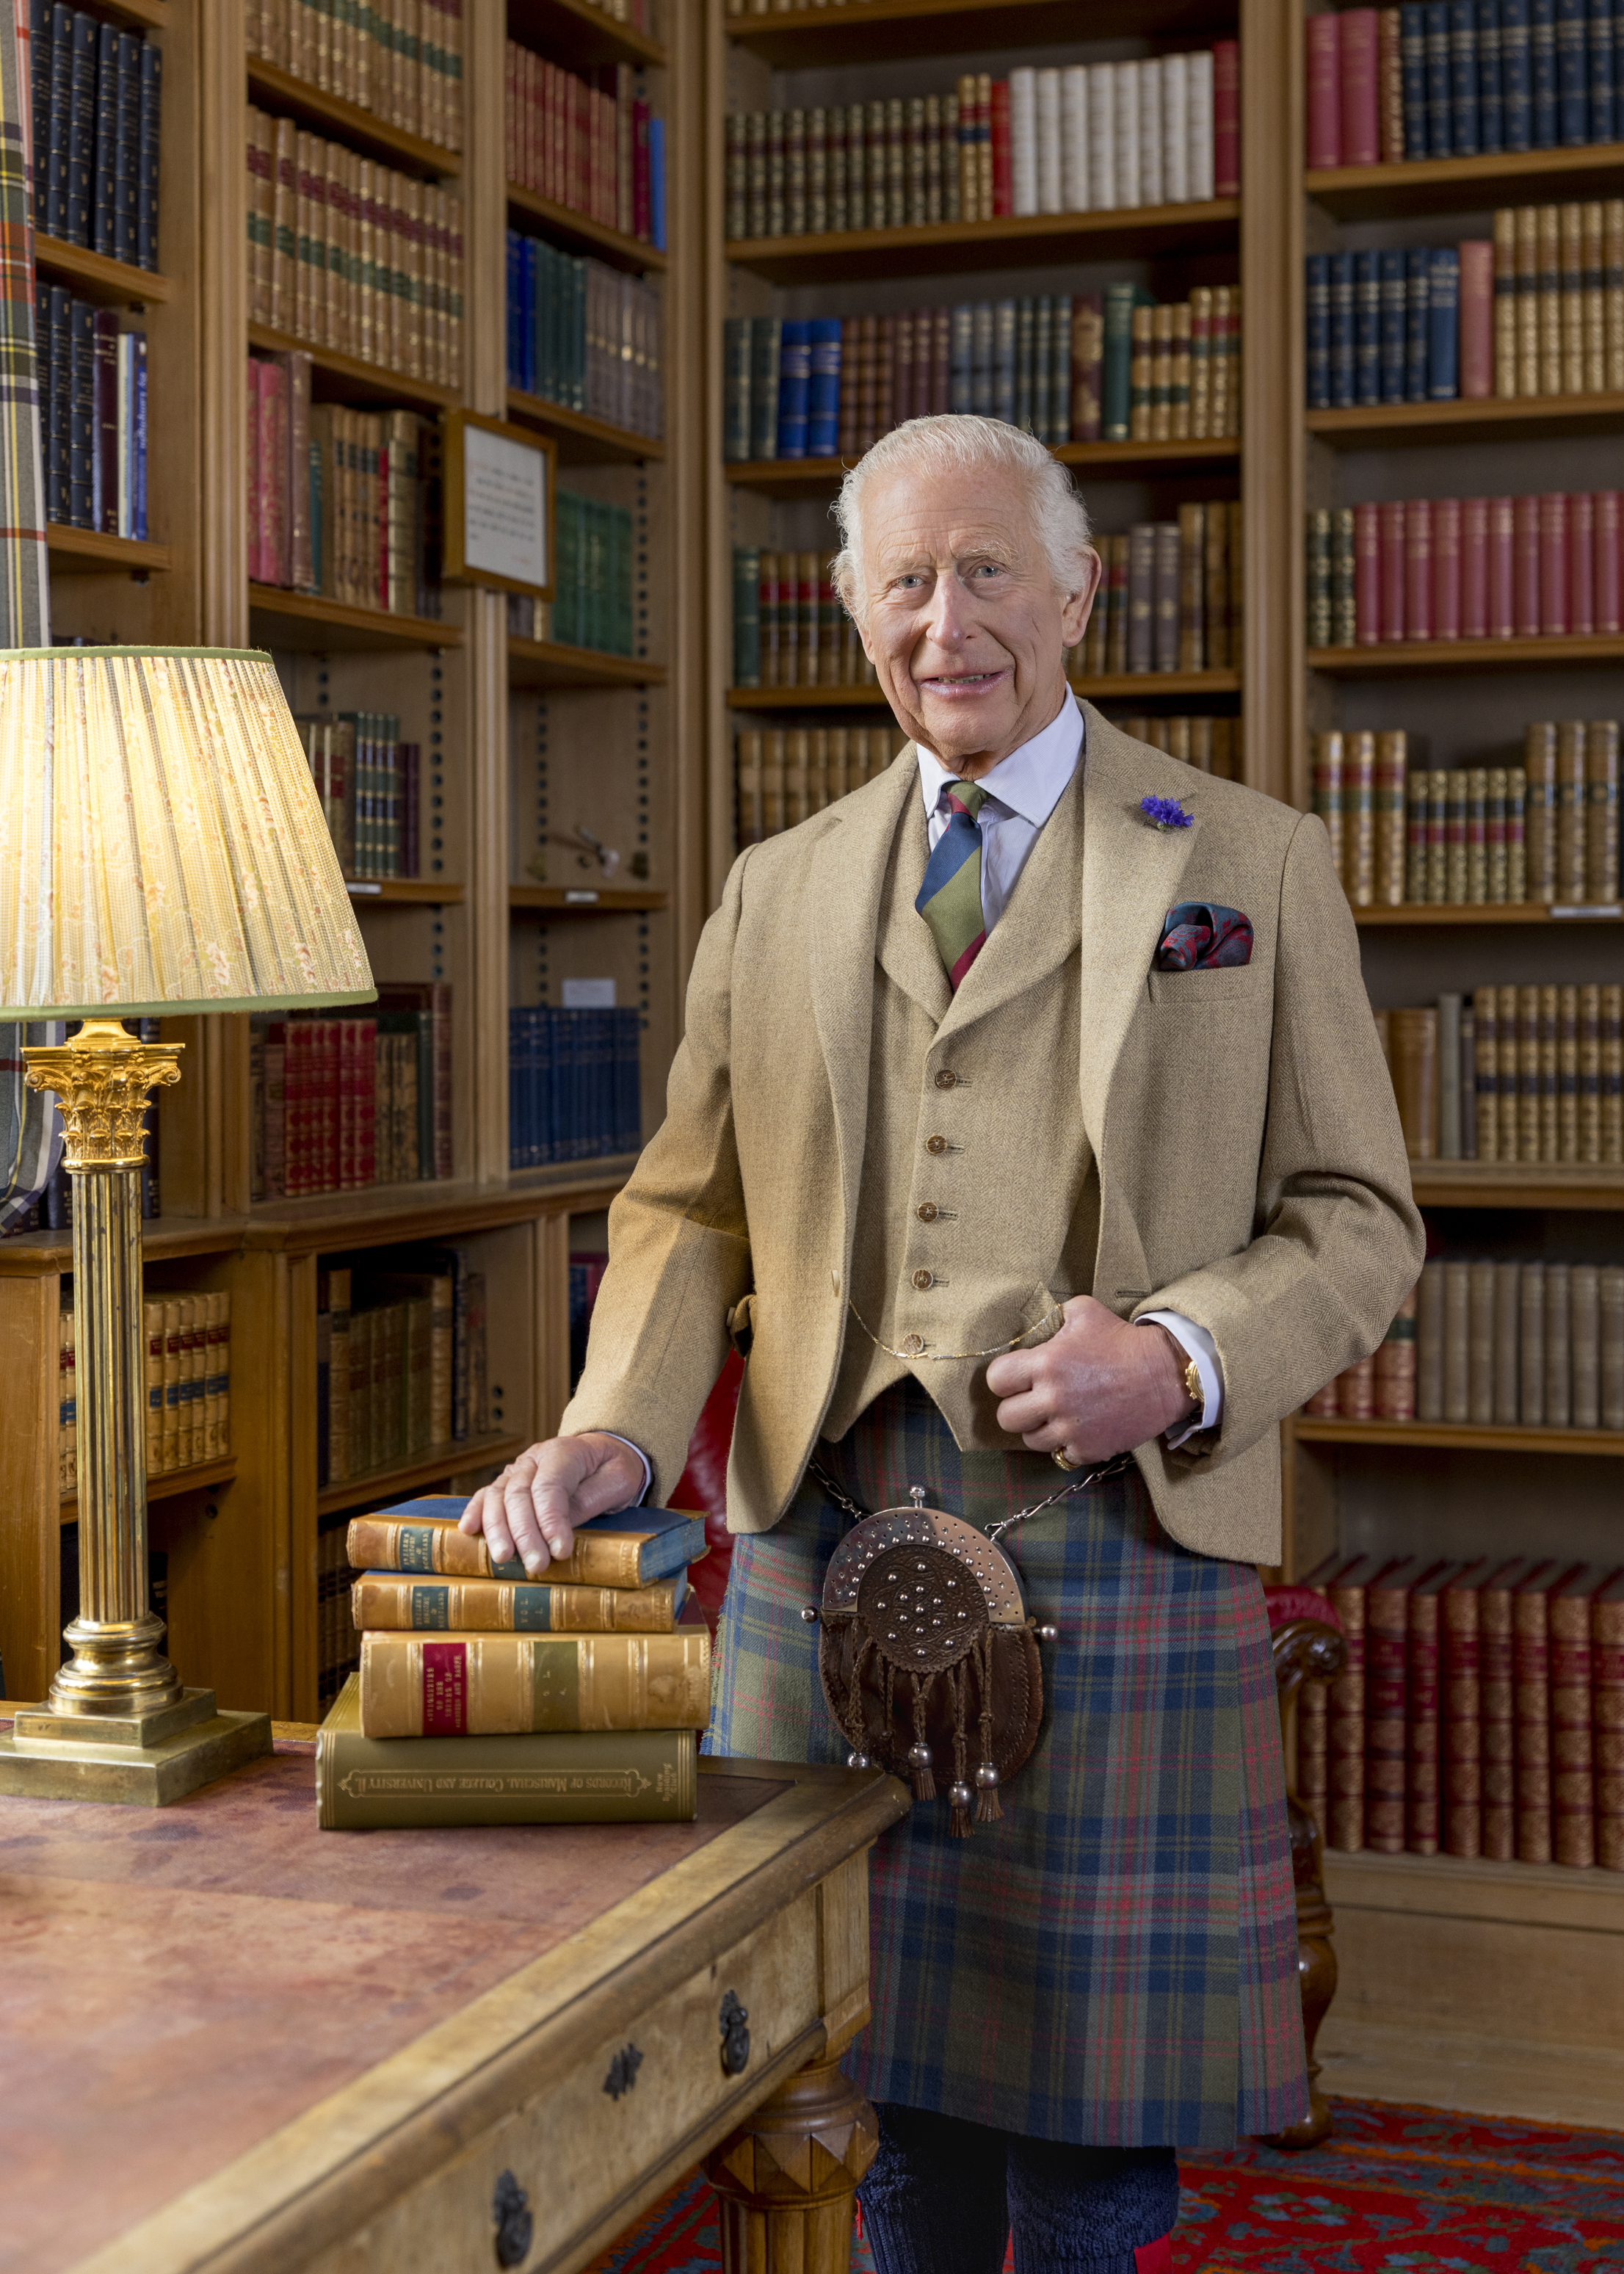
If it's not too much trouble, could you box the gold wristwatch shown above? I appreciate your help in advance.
[1181,1352,1203,1421]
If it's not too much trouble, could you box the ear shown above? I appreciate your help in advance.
[1062,548,1103,649]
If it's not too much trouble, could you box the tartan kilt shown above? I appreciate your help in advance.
[706,1379,1308,2149]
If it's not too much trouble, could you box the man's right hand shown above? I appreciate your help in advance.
[458,1432,648,1576]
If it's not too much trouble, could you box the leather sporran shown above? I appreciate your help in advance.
[816,1502,1045,1838]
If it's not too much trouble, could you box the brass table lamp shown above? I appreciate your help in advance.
[0,648,374,1804]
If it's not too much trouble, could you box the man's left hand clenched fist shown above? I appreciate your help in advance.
[983,1295,1195,1464]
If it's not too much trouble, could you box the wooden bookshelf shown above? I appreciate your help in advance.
[315,1433,530,1519]
[726,199,1241,287]
[1407,1162,1624,1209]
[247,586,463,653]
[506,388,667,464]
[1306,140,1624,220]
[510,0,667,72]
[1307,392,1624,447]
[725,435,1240,496]
[728,673,1242,709]
[343,880,464,905]
[1294,1417,1624,1456]
[46,527,172,576]
[1353,902,1623,925]
[510,884,670,913]
[1308,633,1624,676]
[32,234,173,303]
[245,61,463,176]
[62,1458,240,1524]
[507,183,668,275]
[245,323,462,413]
[508,637,667,691]
[725,0,1225,68]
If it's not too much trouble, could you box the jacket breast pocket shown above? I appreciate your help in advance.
[1146,966,1265,1009]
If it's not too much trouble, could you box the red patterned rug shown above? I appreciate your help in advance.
[584,2098,1624,2271]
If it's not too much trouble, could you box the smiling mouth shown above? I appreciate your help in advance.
[918,670,1004,689]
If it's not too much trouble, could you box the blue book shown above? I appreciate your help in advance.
[648,115,666,250]
[46,2,70,239]
[65,9,95,247]
[616,1007,640,1154]
[1556,0,1589,137]
[1428,247,1460,394]
[748,316,780,459]
[129,327,145,539]
[368,1498,710,1587]
[113,28,139,267]
[775,318,811,457]
[521,238,539,399]
[1305,253,1331,408]
[1355,250,1382,403]
[67,294,92,527]
[1330,250,1355,408]
[1478,0,1506,146]
[1379,249,1408,400]
[807,316,840,455]
[1589,0,1614,134]
[30,1,51,225]
[1451,0,1483,145]
[1402,4,1432,151]
[48,283,70,521]
[507,1007,524,1169]
[136,37,159,270]
[1531,0,1559,140]
[993,299,1016,425]
[505,231,524,388]
[1501,0,1534,140]
[1404,247,1432,399]
[1426,1,1455,147]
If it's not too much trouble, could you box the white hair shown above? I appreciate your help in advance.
[830,414,1095,625]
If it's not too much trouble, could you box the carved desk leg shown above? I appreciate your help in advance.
[706,2055,879,2274]
[1259,1618,1346,2154]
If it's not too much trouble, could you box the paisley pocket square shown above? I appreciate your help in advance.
[1154,902,1253,971]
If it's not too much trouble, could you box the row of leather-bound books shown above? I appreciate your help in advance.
[1308,1259,1624,1430]
[1377,985,1624,1163]
[57,1292,231,1495]
[315,1499,711,1828]
[1299,1552,1624,1873]
[1076,507,1244,681]
[246,0,464,153]
[734,727,910,845]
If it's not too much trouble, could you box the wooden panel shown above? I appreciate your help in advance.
[199,0,246,647]
[245,62,461,176]
[727,200,1241,287]
[1296,1419,1624,1455]
[1407,1162,1624,1209]
[1308,140,1624,220]
[507,390,667,466]
[0,1275,62,1707]
[509,886,670,913]
[1309,631,1624,676]
[32,233,173,302]
[507,184,667,275]
[725,0,1227,66]
[1308,391,1624,446]
[1242,0,1299,806]
[1355,902,1623,925]
[245,324,461,411]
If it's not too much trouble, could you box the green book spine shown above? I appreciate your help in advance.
[733,546,761,686]
[316,1678,698,1827]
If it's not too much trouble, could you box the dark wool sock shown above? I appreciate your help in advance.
[1007,2141,1180,2274]
[858,2103,1010,2274]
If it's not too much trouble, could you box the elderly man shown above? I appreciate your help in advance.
[463,416,1422,2274]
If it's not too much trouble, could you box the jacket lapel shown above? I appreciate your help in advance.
[1076,706,1203,1157]
[936,756,1084,1037]
[875,770,952,1025]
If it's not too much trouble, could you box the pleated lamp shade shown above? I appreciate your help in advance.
[0,648,374,1018]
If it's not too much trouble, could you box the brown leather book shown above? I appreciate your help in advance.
[1513,1559,1581,1863]
[1593,1570,1624,1871]
[1203,503,1230,673]
[1545,1259,1572,1427]
[836,316,860,457]
[1551,1565,1617,1867]
[1468,1257,1496,1423]
[873,313,895,441]
[1493,1259,1521,1422]
[1603,1265,1624,1430]
[1538,982,1559,1162]
[1479,1557,1537,1859]
[1441,1557,1499,1857]
[1572,1261,1601,1429]
[1299,1681,1330,1845]
[1415,1257,1445,1420]
[1309,1551,1393,1851]
[1442,1258,1471,1421]
[797,552,820,689]
[1374,1283,1418,1419]
[1366,1557,1432,1852]
[1177,501,1206,670]
[1473,985,1499,1160]
[1070,292,1103,442]
[1513,982,1537,1161]
[735,729,764,848]
[1559,984,1581,1162]
[1407,1563,1464,1853]
[1390,1006,1439,1159]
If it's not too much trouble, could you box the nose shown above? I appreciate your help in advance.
[921,568,973,649]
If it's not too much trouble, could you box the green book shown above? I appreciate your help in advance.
[316,1677,698,1828]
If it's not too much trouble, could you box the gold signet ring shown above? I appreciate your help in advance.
[1052,1449,1082,1472]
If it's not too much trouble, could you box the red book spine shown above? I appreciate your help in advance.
[503,43,516,184]
[1512,1571,1573,1865]
[1568,489,1595,635]
[1594,490,1621,635]
[1459,239,1494,396]
[633,98,650,241]
[1488,495,1516,636]
[358,1015,377,1186]
[1379,498,1406,641]
[990,77,1012,217]
[1513,493,1541,634]
[1306,12,1342,168]
[1443,1582,1482,1856]
[1407,1584,1442,1853]
[1596,1589,1624,1872]
[246,360,264,584]
[1461,494,1489,637]
[337,1019,355,1190]
[1340,9,1380,165]
[1355,501,1380,642]
[1365,1577,1410,1853]
[1404,498,1433,640]
[1539,490,1570,633]
[283,1019,307,1197]
[1551,1590,1595,1869]
[319,1018,339,1195]
[1432,495,1461,639]
[1212,40,1240,196]
[1327,1582,1367,1850]
[1480,1580,1517,1860]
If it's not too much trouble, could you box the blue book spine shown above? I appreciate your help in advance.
[1426,1,1456,148]
[1531,0,1559,140]
[1401,4,1432,152]
[1404,247,1432,400]
[1428,247,1460,394]
[1478,0,1505,146]
[1451,0,1483,146]
[48,283,69,521]
[131,327,145,539]
[46,3,69,239]
[1330,251,1356,408]
[648,115,666,250]
[1355,250,1382,404]
[505,231,523,389]
[537,240,555,405]
[1556,0,1589,137]
[136,37,159,270]
[775,318,811,457]
[67,294,91,526]
[1589,0,1614,135]
[1379,250,1408,400]
[113,28,139,267]
[507,1007,522,1171]
[31,0,51,222]
[807,316,840,455]
[1501,0,1533,140]
[66,10,95,247]
[1305,254,1331,408]
[536,1007,551,1169]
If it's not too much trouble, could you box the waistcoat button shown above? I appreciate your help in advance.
[925,1134,947,1154]
[911,1268,934,1290]
[933,1070,957,1090]
[916,1202,938,1222]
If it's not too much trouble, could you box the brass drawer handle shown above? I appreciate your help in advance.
[719,1989,750,2077]
[493,2171,532,2269]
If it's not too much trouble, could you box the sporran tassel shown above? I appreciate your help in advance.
[908,1678,937,1802]
[948,1662,974,1836]
[975,1629,1003,1822]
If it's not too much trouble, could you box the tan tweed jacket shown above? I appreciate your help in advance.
[562,706,1424,1566]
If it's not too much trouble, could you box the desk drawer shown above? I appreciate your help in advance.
[308,1858,868,2274]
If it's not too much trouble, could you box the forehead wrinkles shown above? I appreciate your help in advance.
[867,516,1026,578]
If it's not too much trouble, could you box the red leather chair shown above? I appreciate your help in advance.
[670,1353,742,1635]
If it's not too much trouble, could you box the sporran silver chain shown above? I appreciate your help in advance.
[808,1451,1135,1553]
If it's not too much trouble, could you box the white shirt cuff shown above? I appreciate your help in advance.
[1137,1312,1224,1447]
[599,1433,653,1505]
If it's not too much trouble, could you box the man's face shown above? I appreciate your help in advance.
[854,461,1100,778]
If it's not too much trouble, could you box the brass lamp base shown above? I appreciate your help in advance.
[0,1689,272,1806]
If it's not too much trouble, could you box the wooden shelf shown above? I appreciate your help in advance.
[510,884,669,912]
[507,1155,639,1194]
[246,324,460,413]
[725,0,1224,66]
[1354,901,1622,924]
[32,235,171,303]
[727,672,1242,709]
[316,1431,528,1519]
[1307,392,1624,448]
[93,0,164,26]
[1294,1416,1624,1456]
[46,526,171,576]
[61,1456,239,1524]
[1408,1161,1624,1209]
[725,434,1239,497]
[1308,633,1624,676]
[242,1181,623,1257]
[248,585,461,653]
[726,200,1240,286]
[508,637,665,691]
[1307,142,1624,221]
[342,878,464,905]
[507,184,665,276]
[246,62,461,178]
[507,389,665,465]
[507,0,665,71]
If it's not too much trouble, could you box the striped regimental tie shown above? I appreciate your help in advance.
[916,781,988,990]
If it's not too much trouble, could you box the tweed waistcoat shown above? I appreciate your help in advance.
[822,760,1101,1450]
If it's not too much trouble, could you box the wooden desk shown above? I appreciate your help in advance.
[0,1725,909,2274]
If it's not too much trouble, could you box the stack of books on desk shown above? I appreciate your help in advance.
[316,1496,711,1830]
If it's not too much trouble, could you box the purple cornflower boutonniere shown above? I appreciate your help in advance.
[1139,794,1193,832]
